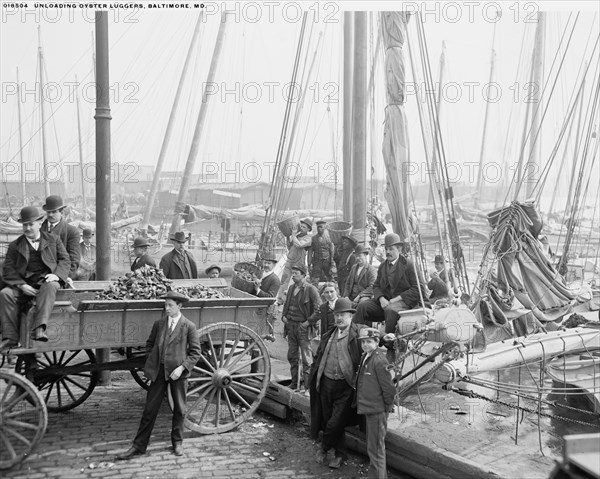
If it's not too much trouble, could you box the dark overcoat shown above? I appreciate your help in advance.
[373,257,425,309]
[255,272,281,298]
[159,249,198,279]
[131,252,157,271]
[41,219,81,278]
[344,263,377,301]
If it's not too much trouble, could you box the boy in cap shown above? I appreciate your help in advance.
[131,237,157,271]
[204,264,221,278]
[0,206,70,352]
[355,327,396,479]
[41,195,81,279]
[116,291,201,459]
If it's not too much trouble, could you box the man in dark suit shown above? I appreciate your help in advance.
[116,291,201,459]
[0,206,70,353]
[334,235,357,293]
[309,298,361,469]
[353,233,425,336]
[76,228,96,280]
[344,244,377,307]
[130,237,157,271]
[40,195,81,279]
[159,231,198,279]
[253,253,281,298]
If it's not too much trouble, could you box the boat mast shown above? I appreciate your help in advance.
[474,24,497,209]
[142,12,204,231]
[75,75,87,215]
[342,12,354,223]
[37,26,50,198]
[427,42,446,209]
[16,68,26,205]
[352,12,368,233]
[525,12,545,200]
[169,12,229,236]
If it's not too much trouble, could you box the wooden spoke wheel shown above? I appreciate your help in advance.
[126,347,150,390]
[16,349,98,413]
[0,369,48,470]
[170,322,271,434]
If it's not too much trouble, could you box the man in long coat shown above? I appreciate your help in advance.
[309,298,362,469]
[0,206,70,352]
[40,195,80,279]
[159,231,198,279]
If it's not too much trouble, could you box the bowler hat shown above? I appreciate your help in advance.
[205,264,221,275]
[132,237,150,248]
[291,264,307,275]
[358,327,381,341]
[162,291,190,303]
[42,195,66,212]
[384,233,403,248]
[354,244,370,256]
[170,231,189,243]
[17,206,44,223]
[262,252,278,263]
[82,228,93,238]
[316,220,327,226]
[434,254,444,264]
[342,235,358,246]
[300,218,313,231]
[333,298,356,314]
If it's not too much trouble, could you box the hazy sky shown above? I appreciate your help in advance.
[1,1,598,210]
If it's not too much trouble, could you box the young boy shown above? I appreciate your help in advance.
[355,327,396,479]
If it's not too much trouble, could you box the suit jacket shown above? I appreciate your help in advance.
[131,252,156,271]
[41,219,81,278]
[282,280,321,321]
[255,271,281,298]
[355,349,396,415]
[143,313,201,382]
[0,232,70,289]
[159,249,198,279]
[77,242,97,280]
[309,322,361,439]
[344,263,377,301]
[373,256,425,309]
[308,301,336,338]
[334,246,356,291]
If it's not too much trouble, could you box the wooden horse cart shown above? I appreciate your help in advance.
[0,279,276,469]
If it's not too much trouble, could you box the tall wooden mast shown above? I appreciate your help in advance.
[342,12,354,223]
[37,27,50,198]
[16,68,26,205]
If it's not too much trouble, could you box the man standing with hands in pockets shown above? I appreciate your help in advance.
[116,291,201,459]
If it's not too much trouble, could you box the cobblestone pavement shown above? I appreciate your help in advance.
[3,370,407,479]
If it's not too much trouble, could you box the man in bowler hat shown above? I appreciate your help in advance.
[353,233,425,338]
[131,237,157,271]
[116,291,201,459]
[0,206,70,352]
[76,228,97,280]
[159,231,198,279]
[41,195,81,279]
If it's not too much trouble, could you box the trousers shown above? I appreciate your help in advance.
[365,412,389,479]
[286,320,312,388]
[319,376,354,458]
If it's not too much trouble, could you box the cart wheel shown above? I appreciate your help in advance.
[172,322,271,434]
[16,349,98,413]
[126,347,150,390]
[0,369,48,470]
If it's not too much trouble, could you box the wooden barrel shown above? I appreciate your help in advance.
[277,214,300,237]
[327,221,352,244]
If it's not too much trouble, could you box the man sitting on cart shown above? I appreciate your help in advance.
[0,206,70,353]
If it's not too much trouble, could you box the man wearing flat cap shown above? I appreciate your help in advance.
[76,228,97,280]
[309,298,361,469]
[159,231,198,279]
[353,233,425,349]
[308,220,336,287]
[131,237,157,271]
[344,244,377,307]
[334,235,357,293]
[281,263,321,390]
[277,217,313,304]
[116,291,201,460]
[41,195,81,279]
[0,206,70,353]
